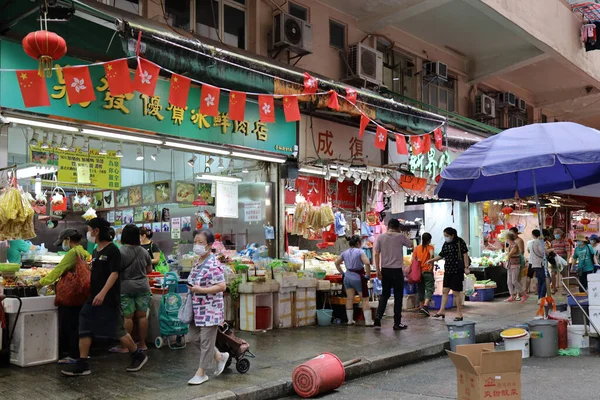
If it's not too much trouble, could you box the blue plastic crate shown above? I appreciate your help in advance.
[567,294,588,307]
[404,283,417,295]
[469,287,495,302]
[429,294,455,309]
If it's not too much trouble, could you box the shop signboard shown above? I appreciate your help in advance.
[216,182,238,218]
[30,146,121,189]
[284,175,362,209]
[298,116,382,165]
[0,41,296,155]
[399,175,427,192]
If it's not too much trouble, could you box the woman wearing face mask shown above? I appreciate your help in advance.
[37,229,91,364]
[571,234,598,290]
[186,229,228,385]
[551,228,570,294]
[425,227,470,321]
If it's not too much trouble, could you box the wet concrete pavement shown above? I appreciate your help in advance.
[0,299,542,400]
[283,351,600,399]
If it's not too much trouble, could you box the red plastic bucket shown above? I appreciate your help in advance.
[292,353,345,398]
[548,315,569,350]
[256,306,270,330]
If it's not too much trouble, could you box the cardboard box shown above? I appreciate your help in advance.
[447,343,522,400]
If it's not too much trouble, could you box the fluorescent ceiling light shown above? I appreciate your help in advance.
[7,117,79,132]
[164,141,230,155]
[81,128,163,145]
[230,151,286,163]
[299,167,339,178]
[16,164,59,179]
[196,174,241,183]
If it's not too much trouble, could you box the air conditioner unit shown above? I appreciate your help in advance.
[347,43,383,85]
[424,61,448,80]
[475,94,496,118]
[516,98,527,111]
[497,92,516,107]
[272,11,312,55]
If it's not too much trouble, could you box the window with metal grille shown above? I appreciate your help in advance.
[329,19,346,50]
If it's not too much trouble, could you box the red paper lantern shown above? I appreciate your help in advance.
[22,31,67,78]
[581,218,591,225]
[502,206,514,216]
[530,207,537,214]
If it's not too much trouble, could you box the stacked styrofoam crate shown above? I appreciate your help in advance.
[296,279,317,326]
[274,272,298,329]
[587,274,600,331]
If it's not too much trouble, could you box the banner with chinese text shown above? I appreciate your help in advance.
[0,40,296,155]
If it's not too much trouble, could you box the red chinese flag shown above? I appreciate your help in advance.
[303,72,318,94]
[346,87,357,105]
[103,59,132,96]
[327,90,340,111]
[133,58,160,97]
[283,95,301,122]
[168,74,191,109]
[200,84,220,116]
[63,65,96,105]
[258,95,275,123]
[16,70,50,108]
[359,113,369,138]
[375,126,387,151]
[410,135,424,155]
[395,134,408,155]
[422,134,431,153]
[229,91,246,121]
[434,127,444,151]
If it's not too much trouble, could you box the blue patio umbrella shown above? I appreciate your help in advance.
[434,122,600,311]
[435,122,600,202]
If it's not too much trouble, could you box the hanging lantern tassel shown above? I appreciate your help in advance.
[581,218,591,231]
[22,31,67,78]
[502,206,514,218]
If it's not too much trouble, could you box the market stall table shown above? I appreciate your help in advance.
[469,265,508,297]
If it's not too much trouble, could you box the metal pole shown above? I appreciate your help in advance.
[532,170,552,299]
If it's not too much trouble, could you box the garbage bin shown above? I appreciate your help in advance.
[446,321,476,352]
[528,319,558,357]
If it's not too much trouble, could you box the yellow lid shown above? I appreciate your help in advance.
[501,328,527,339]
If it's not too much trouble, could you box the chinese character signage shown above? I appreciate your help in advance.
[0,41,296,155]
[30,146,121,189]
[298,116,382,164]
[244,201,262,222]
[216,182,238,218]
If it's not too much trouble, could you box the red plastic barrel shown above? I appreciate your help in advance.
[292,353,345,398]
[548,315,568,350]
[256,306,270,330]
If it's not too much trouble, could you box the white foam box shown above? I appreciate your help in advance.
[587,274,600,306]
[274,272,298,288]
[403,294,418,310]
[589,306,600,332]
[2,296,57,313]
[274,288,296,329]
[317,280,331,291]
[295,287,316,327]
[8,310,58,367]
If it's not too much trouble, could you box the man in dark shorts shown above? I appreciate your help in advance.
[62,218,148,376]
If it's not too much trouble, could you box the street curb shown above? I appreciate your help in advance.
[199,327,503,400]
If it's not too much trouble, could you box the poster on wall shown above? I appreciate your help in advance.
[176,182,195,203]
[155,182,171,203]
[116,188,129,207]
[181,216,192,232]
[143,184,156,204]
[171,217,181,239]
[129,186,142,206]
[244,201,262,222]
[216,182,239,218]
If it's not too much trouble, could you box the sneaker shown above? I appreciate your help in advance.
[126,350,148,372]
[61,359,91,376]
[393,324,408,331]
[419,307,431,317]
[346,320,356,326]
[57,357,77,365]
[520,293,529,303]
[373,318,381,328]
[214,352,229,377]
[188,375,209,385]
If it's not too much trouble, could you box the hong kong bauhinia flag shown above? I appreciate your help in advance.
[375,126,387,151]
[327,90,340,111]
[16,70,50,108]
[133,58,160,97]
[103,59,132,96]
[258,95,275,123]
[359,113,369,138]
[395,134,408,155]
[63,65,96,105]
[434,127,444,150]
[346,87,357,105]
[168,73,191,109]
[200,84,220,116]
[422,134,431,153]
[303,72,318,94]
[283,96,300,122]
[410,135,424,155]
[229,91,246,121]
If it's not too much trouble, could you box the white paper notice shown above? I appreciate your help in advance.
[171,217,181,239]
[216,182,239,218]
[244,201,262,222]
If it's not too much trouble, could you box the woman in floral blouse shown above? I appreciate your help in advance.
[186,229,228,386]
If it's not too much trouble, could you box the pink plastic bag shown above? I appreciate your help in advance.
[407,258,422,284]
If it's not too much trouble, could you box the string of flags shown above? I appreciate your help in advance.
[11,56,446,155]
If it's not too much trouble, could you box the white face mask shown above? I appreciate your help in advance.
[193,244,207,256]
[444,236,452,243]
[87,231,96,244]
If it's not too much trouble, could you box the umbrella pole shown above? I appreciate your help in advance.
[531,170,552,301]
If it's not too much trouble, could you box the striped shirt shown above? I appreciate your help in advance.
[552,239,569,257]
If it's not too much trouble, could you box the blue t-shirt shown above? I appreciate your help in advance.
[341,248,366,280]
[573,244,596,273]
[7,240,31,264]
